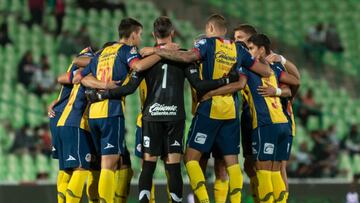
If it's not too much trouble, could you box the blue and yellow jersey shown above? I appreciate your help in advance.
[56,66,90,131]
[272,62,296,136]
[53,47,94,113]
[81,43,141,119]
[193,37,255,120]
[242,62,288,129]
[136,80,147,127]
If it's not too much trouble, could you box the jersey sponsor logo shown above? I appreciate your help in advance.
[194,133,207,144]
[170,140,181,147]
[139,190,151,201]
[66,155,76,161]
[149,103,177,116]
[104,143,115,149]
[143,136,150,148]
[215,51,237,66]
[264,143,274,155]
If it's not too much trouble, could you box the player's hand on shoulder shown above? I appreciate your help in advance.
[257,81,276,97]
[140,47,156,57]
[265,52,281,64]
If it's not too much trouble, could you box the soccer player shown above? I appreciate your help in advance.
[48,47,97,203]
[88,16,239,203]
[233,24,300,203]
[148,14,273,203]
[75,18,161,203]
[229,34,299,202]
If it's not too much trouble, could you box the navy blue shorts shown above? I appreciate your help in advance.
[187,113,240,156]
[134,125,143,159]
[241,108,253,158]
[58,126,99,170]
[88,116,125,156]
[49,113,60,159]
[251,123,292,161]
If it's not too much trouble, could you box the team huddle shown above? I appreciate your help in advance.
[48,14,300,203]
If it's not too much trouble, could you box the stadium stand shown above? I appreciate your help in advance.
[0,0,359,185]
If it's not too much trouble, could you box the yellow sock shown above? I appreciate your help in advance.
[87,170,100,203]
[256,170,274,203]
[271,171,286,203]
[213,179,229,203]
[284,191,289,201]
[250,176,260,203]
[185,161,209,203]
[114,168,133,203]
[227,164,243,203]
[99,169,115,203]
[58,171,72,203]
[57,171,65,203]
[66,170,89,203]
[150,182,156,203]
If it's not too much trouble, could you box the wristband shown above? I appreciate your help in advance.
[280,55,287,65]
[275,88,282,96]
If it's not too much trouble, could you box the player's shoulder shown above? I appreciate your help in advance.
[194,37,215,48]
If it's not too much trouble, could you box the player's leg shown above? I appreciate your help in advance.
[213,154,229,203]
[87,119,101,203]
[61,127,94,203]
[185,114,220,203]
[139,121,163,203]
[272,124,292,203]
[97,116,125,203]
[252,125,277,203]
[114,148,133,203]
[163,120,185,203]
[87,169,100,203]
[218,118,242,203]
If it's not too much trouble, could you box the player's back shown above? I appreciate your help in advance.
[142,59,188,122]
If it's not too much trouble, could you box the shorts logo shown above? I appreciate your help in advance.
[104,143,115,149]
[287,143,290,153]
[252,147,257,154]
[194,133,207,145]
[85,153,92,162]
[143,136,150,148]
[52,146,56,151]
[171,140,181,147]
[264,143,274,155]
[66,155,76,161]
[136,144,142,152]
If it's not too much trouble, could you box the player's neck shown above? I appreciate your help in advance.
[156,36,172,45]
[119,38,134,46]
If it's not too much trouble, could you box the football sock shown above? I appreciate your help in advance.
[185,161,209,203]
[139,161,157,203]
[87,170,100,203]
[271,171,286,203]
[114,168,133,203]
[256,170,274,203]
[99,169,115,203]
[66,170,89,203]
[227,164,243,203]
[213,179,229,203]
[165,163,183,203]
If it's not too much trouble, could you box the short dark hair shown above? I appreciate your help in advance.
[248,33,271,55]
[206,14,227,31]
[153,16,174,38]
[233,24,257,35]
[118,18,143,39]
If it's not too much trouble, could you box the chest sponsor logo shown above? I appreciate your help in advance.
[149,103,177,116]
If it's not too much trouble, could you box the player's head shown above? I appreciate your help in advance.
[233,24,257,45]
[247,33,271,59]
[118,18,143,47]
[153,16,175,41]
[205,14,227,37]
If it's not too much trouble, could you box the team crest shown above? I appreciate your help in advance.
[130,47,138,54]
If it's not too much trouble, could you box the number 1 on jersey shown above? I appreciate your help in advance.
[161,64,168,88]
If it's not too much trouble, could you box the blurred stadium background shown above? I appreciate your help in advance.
[0,0,360,202]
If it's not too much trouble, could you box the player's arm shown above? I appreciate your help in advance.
[185,63,239,96]
[154,48,199,63]
[257,82,292,97]
[81,74,119,90]
[266,53,300,80]
[86,71,144,103]
[248,59,272,77]
[73,56,92,67]
[237,43,272,77]
[131,54,161,72]
[201,75,247,101]
[57,72,72,85]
